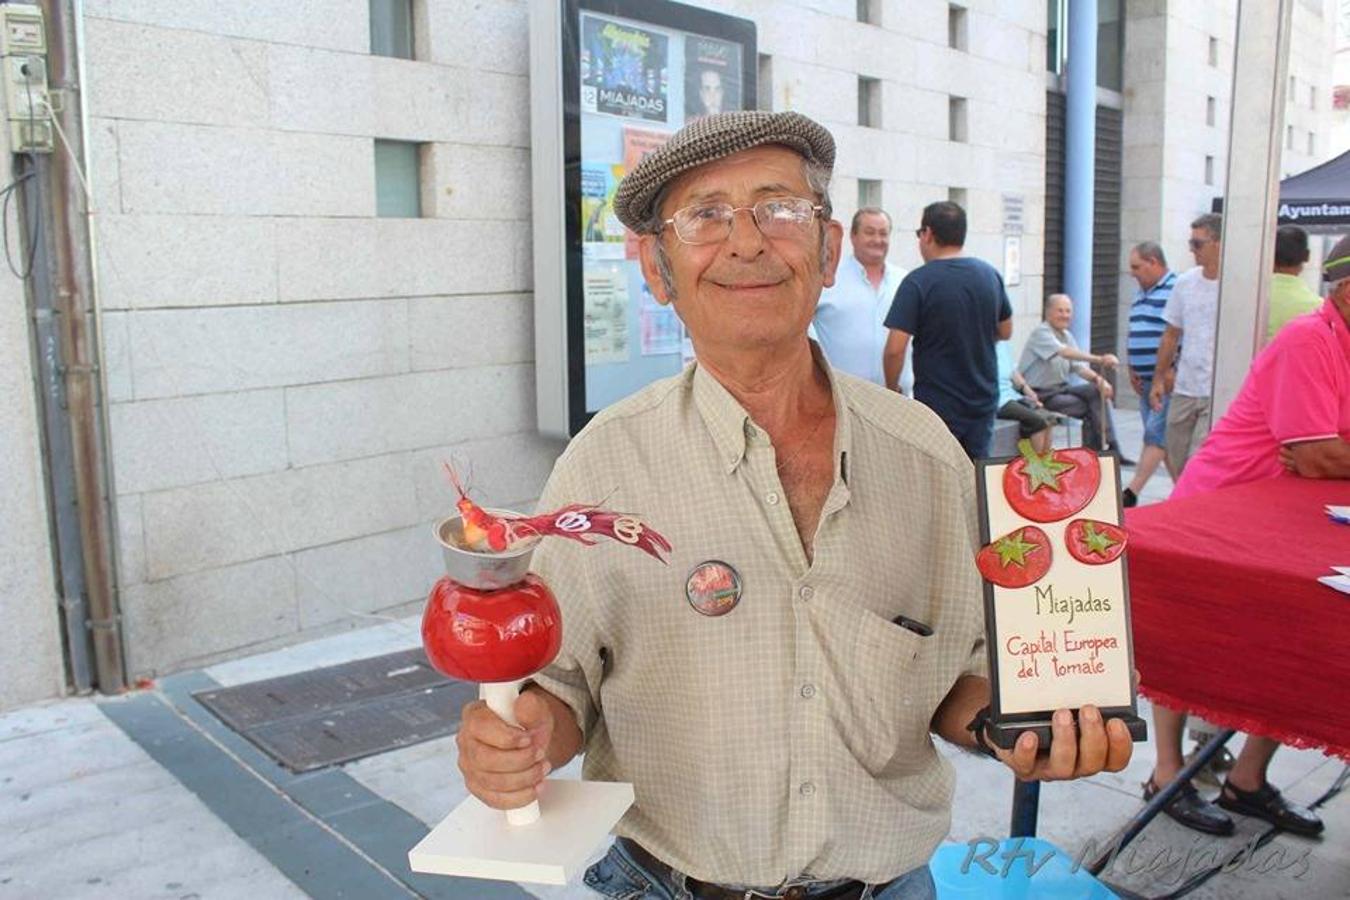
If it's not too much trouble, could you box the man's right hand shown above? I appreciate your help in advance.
[1148,379,1166,412]
[1128,369,1143,395]
[1096,353,1120,370]
[456,690,556,810]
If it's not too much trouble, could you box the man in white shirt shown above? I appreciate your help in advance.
[1150,213,1222,475]
[811,207,910,392]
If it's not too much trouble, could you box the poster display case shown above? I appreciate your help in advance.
[531,0,756,437]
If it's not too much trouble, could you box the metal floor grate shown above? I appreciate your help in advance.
[194,648,476,772]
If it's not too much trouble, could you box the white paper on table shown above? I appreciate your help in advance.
[1326,505,1350,521]
[1334,566,1350,577]
[1317,574,1350,595]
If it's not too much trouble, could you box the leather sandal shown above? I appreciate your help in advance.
[1143,777,1235,836]
[1218,780,1325,838]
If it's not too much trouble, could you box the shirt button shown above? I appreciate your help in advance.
[799,782,816,796]
[798,585,814,600]
[800,684,816,699]
[766,491,780,505]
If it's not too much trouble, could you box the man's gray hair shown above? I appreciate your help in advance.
[1191,213,1222,242]
[1132,241,1167,267]
[643,158,834,301]
[1043,292,1072,318]
[851,206,892,234]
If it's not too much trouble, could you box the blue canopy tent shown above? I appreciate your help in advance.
[1213,149,1350,234]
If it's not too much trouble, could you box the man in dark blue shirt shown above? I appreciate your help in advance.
[883,202,1013,458]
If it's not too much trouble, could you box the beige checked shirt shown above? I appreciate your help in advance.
[529,351,988,887]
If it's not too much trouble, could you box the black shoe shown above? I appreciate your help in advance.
[1144,777,1235,836]
[1218,780,1325,837]
[1122,488,1138,508]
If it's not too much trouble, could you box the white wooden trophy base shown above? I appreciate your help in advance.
[408,779,635,885]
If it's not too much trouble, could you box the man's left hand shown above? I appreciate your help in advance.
[1097,380,1115,401]
[992,705,1132,781]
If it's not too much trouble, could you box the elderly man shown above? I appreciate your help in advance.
[1019,293,1119,451]
[811,206,908,390]
[454,112,1132,900]
[1140,236,1350,840]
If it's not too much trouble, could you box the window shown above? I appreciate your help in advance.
[1286,125,1295,150]
[948,186,968,209]
[1047,0,1066,74]
[1310,85,1317,108]
[1206,96,1216,127]
[948,5,968,51]
[948,96,968,143]
[858,178,882,209]
[757,54,774,111]
[370,0,414,59]
[1204,155,1214,186]
[1096,0,1123,91]
[1308,131,1316,155]
[1208,36,1219,67]
[856,0,881,25]
[374,140,422,217]
[1289,75,1297,97]
[858,77,882,128]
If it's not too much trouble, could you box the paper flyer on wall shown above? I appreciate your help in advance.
[684,34,743,121]
[622,128,671,258]
[638,282,681,356]
[581,163,626,245]
[583,266,630,364]
[580,15,670,124]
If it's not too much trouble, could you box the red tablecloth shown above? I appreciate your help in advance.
[1125,475,1350,760]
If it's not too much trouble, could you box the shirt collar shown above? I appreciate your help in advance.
[1137,270,1175,299]
[691,341,853,480]
[1318,298,1350,357]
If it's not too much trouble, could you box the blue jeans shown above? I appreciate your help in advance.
[584,839,937,900]
[1137,377,1169,448]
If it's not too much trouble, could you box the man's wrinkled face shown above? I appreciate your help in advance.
[1047,296,1074,331]
[637,145,843,355]
[1128,251,1164,290]
[851,212,890,268]
[1189,227,1221,270]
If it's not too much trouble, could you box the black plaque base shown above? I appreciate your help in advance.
[986,711,1148,751]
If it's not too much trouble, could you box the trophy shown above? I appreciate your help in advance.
[974,441,1148,748]
[408,465,669,885]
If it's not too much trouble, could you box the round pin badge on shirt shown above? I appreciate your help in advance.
[685,560,743,617]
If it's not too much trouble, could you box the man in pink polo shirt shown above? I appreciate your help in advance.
[1143,235,1350,839]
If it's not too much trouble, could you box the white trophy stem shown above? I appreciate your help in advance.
[480,679,541,826]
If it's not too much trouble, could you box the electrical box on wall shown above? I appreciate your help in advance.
[0,3,52,153]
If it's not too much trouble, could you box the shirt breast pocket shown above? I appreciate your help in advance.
[848,608,936,774]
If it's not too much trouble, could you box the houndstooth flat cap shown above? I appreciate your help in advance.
[613,110,836,234]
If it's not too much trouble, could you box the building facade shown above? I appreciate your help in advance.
[0,0,1335,706]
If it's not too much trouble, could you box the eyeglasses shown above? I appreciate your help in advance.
[1188,238,1213,250]
[914,228,926,238]
[662,197,825,245]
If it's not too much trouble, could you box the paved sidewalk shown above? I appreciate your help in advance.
[4,412,1346,900]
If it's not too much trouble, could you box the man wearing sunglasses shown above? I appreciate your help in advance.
[1149,213,1223,476]
[453,111,1132,900]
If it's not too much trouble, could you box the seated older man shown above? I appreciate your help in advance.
[454,111,1132,900]
[1019,293,1120,453]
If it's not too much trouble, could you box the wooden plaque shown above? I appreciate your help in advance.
[974,444,1147,749]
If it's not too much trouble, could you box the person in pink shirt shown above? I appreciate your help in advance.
[1143,235,1350,839]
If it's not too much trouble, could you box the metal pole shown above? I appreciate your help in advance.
[38,0,124,693]
[1009,780,1040,837]
[22,152,93,692]
[1063,0,1098,353]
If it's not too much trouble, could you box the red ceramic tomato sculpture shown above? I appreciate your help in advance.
[422,574,562,683]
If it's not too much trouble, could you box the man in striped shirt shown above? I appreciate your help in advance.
[1123,241,1176,506]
